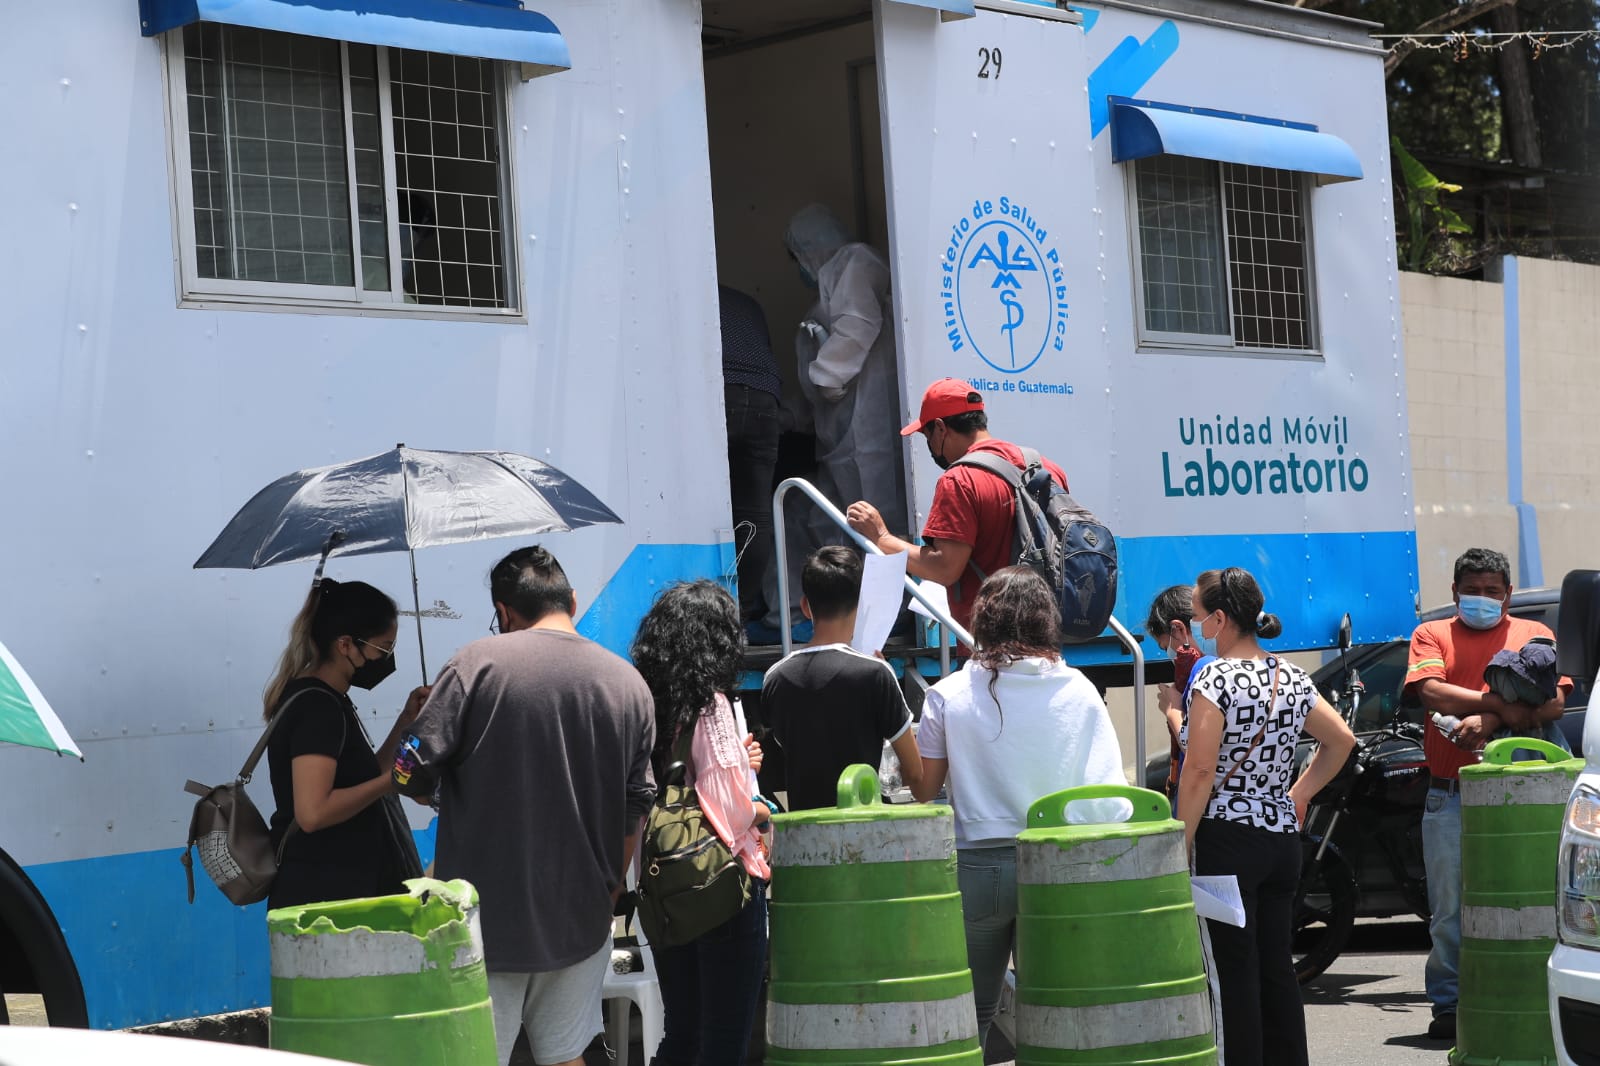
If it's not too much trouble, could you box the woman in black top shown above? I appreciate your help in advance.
[264,578,430,910]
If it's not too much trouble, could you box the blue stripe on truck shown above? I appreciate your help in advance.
[1099,527,1421,665]
[28,824,438,1029]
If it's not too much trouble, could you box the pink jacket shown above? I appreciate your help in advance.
[686,694,771,881]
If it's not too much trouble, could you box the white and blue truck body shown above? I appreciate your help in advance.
[1,0,1415,1028]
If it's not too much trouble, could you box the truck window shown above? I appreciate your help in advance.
[1131,157,1317,354]
[168,24,517,312]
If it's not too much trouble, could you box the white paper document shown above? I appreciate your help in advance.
[850,551,909,654]
[907,580,951,624]
[1191,874,1247,927]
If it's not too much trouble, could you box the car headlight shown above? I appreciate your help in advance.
[1559,785,1600,948]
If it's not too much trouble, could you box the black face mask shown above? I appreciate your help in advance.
[349,647,397,691]
[929,424,952,470]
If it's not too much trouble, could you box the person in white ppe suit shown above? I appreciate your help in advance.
[784,204,909,548]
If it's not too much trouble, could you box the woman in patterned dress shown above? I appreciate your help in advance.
[1177,567,1356,1066]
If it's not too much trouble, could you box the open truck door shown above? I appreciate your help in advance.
[876,1,1091,476]
[874,0,1104,618]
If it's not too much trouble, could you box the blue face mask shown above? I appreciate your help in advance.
[1458,594,1505,630]
[1189,615,1219,658]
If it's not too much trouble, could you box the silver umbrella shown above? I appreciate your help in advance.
[194,444,622,675]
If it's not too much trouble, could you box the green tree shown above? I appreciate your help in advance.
[1281,0,1600,266]
[1392,137,1474,270]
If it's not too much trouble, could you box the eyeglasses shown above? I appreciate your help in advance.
[489,611,501,635]
[357,638,396,660]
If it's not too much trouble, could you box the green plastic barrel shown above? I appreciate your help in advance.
[1015,785,1216,1066]
[268,878,497,1066]
[1453,738,1583,1066]
[766,765,983,1066]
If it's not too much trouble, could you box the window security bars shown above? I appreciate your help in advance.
[1133,156,1315,353]
[176,24,514,311]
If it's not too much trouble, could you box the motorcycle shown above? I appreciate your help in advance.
[1292,616,1431,984]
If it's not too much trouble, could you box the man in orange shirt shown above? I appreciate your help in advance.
[1404,547,1571,1041]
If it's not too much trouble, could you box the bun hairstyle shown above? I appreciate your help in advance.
[262,578,398,718]
[1194,567,1283,641]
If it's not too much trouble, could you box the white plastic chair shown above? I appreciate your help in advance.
[603,872,664,1066]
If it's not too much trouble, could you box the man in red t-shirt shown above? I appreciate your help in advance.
[844,378,1067,635]
[1403,547,1570,1042]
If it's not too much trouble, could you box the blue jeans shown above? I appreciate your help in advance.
[651,881,768,1066]
[956,846,1017,1047]
[1421,788,1462,1016]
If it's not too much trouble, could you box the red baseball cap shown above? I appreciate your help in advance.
[901,378,985,436]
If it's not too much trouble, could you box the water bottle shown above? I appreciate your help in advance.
[1431,712,1463,737]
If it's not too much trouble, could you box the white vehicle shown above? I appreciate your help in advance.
[1550,570,1600,1064]
[4,0,1413,1030]
[0,1027,344,1066]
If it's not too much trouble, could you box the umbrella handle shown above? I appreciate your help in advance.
[410,548,428,682]
[312,531,347,588]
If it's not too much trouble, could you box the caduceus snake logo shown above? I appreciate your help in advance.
[967,228,1039,368]
[943,198,1067,374]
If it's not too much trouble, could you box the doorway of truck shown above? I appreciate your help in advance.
[702,0,912,668]
[702,0,903,522]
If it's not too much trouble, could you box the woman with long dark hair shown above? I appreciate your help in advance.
[631,580,771,1066]
[1177,567,1355,1066]
[263,578,429,910]
[909,566,1126,1046]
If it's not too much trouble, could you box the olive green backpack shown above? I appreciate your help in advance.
[634,734,751,946]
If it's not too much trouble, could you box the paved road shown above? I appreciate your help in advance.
[982,919,1452,1066]
[1305,920,1450,1065]
[2,996,46,1026]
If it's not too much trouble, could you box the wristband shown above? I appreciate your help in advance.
[754,794,781,817]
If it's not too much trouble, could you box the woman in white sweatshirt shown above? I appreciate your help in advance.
[911,566,1127,1046]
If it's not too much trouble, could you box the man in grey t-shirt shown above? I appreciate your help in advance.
[394,545,656,1066]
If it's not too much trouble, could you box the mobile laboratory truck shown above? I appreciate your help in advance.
[1,0,1416,1030]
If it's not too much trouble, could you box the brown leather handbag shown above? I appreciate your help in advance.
[180,689,319,905]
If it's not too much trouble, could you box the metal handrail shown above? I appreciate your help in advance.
[1106,614,1148,776]
[773,479,967,681]
[770,476,1147,771]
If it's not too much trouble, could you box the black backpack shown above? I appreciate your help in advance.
[952,447,1118,642]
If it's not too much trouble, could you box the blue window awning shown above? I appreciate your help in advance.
[1109,97,1362,185]
[139,0,570,77]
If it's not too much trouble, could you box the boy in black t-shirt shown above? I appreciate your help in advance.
[762,546,923,810]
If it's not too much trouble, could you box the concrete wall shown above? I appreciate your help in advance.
[1401,271,1515,606]
[1401,257,1600,608]
[1518,260,1600,595]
